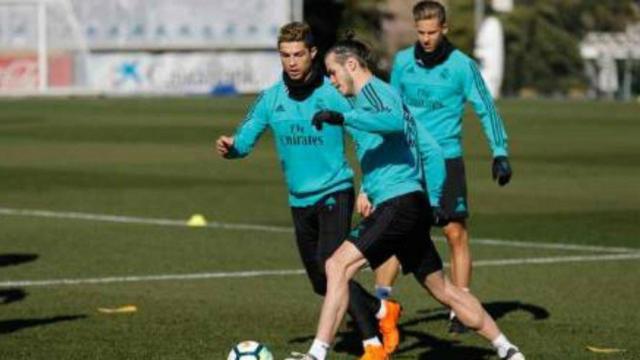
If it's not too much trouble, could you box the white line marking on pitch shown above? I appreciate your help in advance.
[1,253,639,288]
[1,206,637,254]
[443,237,635,254]
[0,207,292,233]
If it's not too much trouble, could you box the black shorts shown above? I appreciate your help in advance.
[291,188,355,294]
[347,191,443,278]
[441,157,469,220]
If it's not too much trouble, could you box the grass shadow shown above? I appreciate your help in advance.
[0,253,38,267]
[0,315,87,335]
[0,289,27,305]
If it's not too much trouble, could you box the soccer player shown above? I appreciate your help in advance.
[285,35,524,360]
[373,0,513,333]
[215,22,398,359]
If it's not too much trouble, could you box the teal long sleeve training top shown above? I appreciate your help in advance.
[391,47,509,159]
[343,76,445,207]
[227,78,354,207]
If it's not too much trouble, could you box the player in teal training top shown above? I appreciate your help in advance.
[215,22,394,357]
[285,34,524,360]
[375,1,514,333]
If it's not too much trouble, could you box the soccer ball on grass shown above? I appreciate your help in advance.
[227,340,273,360]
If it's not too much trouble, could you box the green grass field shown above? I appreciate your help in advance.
[1,97,639,359]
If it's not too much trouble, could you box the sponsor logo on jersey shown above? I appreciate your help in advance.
[280,135,325,146]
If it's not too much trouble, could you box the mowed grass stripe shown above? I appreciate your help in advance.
[1,206,638,254]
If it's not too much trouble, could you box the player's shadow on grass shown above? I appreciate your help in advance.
[397,301,549,359]
[0,315,87,335]
[0,254,38,306]
[0,289,27,305]
[409,300,550,325]
[0,253,38,267]
[288,301,549,358]
[0,254,86,336]
[485,301,550,321]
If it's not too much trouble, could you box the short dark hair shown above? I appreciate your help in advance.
[413,1,447,24]
[278,22,315,49]
[325,31,372,68]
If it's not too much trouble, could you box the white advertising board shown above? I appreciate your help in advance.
[70,0,292,49]
[88,52,281,94]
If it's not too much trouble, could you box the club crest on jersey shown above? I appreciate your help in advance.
[439,68,451,80]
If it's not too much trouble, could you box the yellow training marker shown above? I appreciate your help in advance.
[187,214,207,227]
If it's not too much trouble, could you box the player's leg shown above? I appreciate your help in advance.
[418,271,524,359]
[317,190,383,353]
[373,256,400,299]
[441,157,472,332]
[291,202,381,360]
[299,194,416,360]
[291,206,327,296]
[315,243,396,360]
[371,256,403,354]
[422,271,498,338]
[286,240,371,360]
[317,241,370,345]
[358,192,434,355]
[443,220,471,287]
[400,197,524,360]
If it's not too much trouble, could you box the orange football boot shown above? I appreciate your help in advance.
[360,345,389,360]
[378,300,402,354]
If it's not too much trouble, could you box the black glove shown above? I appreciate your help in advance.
[431,206,449,227]
[492,156,512,186]
[312,110,344,130]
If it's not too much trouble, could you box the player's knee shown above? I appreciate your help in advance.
[444,223,467,247]
[324,256,347,282]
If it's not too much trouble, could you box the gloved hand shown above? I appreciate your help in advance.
[431,206,449,227]
[312,110,344,130]
[492,156,512,186]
